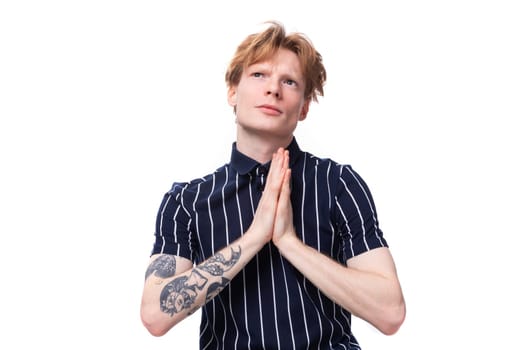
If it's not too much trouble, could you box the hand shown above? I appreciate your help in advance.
[271,155,297,248]
[248,148,289,244]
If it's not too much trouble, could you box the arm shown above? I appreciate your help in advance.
[141,148,290,336]
[272,169,406,335]
[140,233,264,336]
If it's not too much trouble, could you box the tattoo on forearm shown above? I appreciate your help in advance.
[187,277,231,316]
[205,277,230,302]
[197,246,241,276]
[160,270,208,316]
[145,255,177,280]
[159,245,242,317]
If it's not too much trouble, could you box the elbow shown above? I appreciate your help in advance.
[141,305,177,337]
[378,299,406,335]
[141,312,168,337]
[142,321,169,337]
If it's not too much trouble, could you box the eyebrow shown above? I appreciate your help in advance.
[248,63,302,79]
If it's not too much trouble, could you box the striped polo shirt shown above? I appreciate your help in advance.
[151,137,388,349]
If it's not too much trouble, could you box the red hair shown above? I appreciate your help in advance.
[225,21,326,102]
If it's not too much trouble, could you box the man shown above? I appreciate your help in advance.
[141,21,405,349]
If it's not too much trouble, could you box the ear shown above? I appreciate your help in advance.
[299,99,310,121]
[227,86,237,107]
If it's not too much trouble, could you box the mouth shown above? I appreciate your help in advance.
[256,104,282,116]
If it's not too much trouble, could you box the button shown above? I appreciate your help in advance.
[257,166,268,176]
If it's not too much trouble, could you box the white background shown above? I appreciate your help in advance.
[1,1,524,349]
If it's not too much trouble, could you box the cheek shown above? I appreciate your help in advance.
[285,98,306,117]
[233,92,252,110]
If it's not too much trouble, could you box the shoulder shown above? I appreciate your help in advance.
[168,163,229,197]
[302,151,371,192]
[302,151,356,177]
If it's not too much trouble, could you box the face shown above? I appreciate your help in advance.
[228,48,310,141]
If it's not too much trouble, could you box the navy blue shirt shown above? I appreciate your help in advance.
[152,138,388,349]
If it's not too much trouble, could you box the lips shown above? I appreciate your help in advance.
[257,104,282,115]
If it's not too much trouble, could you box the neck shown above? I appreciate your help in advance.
[236,132,293,164]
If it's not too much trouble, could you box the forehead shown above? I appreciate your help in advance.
[247,49,303,75]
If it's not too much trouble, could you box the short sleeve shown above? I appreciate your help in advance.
[151,182,195,261]
[333,165,388,261]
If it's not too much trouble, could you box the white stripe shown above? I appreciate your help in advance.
[269,244,281,349]
[158,195,171,253]
[327,167,350,346]
[249,174,259,348]
[235,173,250,349]
[305,158,323,348]
[177,185,192,218]
[339,170,369,251]
[299,155,312,345]
[335,197,355,257]
[344,166,384,246]
[208,173,216,253]
[300,156,306,241]
[314,160,320,250]
[200,306,212,349]
[296,280,310,345]
[222,167,230,244]
[197,180,217,349]
[314,160,336,348]
[207,175,220,347]
[194,183,205,260]
[279,254,296,349]
[249,174,266,348]
[327,162,332,210]
[172,206,181,244]
[326,167,351,349]
[256,255,265,346]
[331,304,349,350]
[223,167,240,349]
[197,187,210,348]
[218,297,228,348]
[187,217,194,261]
[178,184,194,259]
[335,305,353,349]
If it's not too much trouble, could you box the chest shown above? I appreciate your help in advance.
[189,172,339,261]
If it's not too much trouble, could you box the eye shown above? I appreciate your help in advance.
[284,79,297,87]
[252,72,263,78]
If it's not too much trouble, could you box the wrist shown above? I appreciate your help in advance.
[244,226,271,251]
[274,233,302,254]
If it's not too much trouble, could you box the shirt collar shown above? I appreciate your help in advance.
[230,137,302,175]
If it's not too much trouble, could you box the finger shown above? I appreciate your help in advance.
[275,168,292,230]
[276,168,291,211]
[282,150,289,173]
[281,168,291,198]
[271,148,288,179]
[266,149,280,177]
[265,148,286,191]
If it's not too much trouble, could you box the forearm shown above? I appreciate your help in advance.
[275,236,405,335]
[142,148,292,336]
[141,230,266,336]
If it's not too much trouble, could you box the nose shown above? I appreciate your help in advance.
[266,79,281,99]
